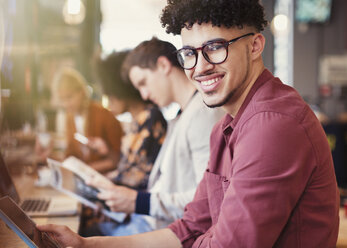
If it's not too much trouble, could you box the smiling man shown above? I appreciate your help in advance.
[38,0,340,247]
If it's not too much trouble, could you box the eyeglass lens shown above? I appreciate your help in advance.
[177,42,227,70]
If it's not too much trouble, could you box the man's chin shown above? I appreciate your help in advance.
[202,91,234,108]
[203,100,225,108]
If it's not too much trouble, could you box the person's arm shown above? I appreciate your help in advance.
[37,225,182,248]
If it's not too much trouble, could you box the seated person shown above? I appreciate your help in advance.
[80,51,168,236]
[92,51,167,190]
[84,37,224,236]
[51,67,123,172]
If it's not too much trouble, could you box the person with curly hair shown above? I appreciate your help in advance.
[37,0,340,247]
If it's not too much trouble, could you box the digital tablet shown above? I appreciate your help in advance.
[47,157,127,223]
[0,196,62,248]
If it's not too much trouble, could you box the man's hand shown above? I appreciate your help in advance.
[86,173,115,190]
[87,176,138,214]
[98,185,137,213]
[37,224,85,248]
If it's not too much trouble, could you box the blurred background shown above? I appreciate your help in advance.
[0,0,346,188]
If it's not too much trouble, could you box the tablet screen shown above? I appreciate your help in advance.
[0,196,60,248]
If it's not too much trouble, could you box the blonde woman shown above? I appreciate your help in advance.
[51,67,123,172]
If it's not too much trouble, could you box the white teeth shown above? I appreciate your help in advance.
[201,78,220,86]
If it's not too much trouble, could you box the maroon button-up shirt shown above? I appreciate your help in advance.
[169,69,340,247]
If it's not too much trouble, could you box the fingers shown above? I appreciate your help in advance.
[96,191,119,211]
[85,177,97,187]
[36,224,71,238]
[85,175,101,188]
[36,224,60,233]
[37,224,84,248]
[96,186,137,214]
[97,189,114,200]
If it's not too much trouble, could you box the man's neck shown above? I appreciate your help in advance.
[223,64,265,118]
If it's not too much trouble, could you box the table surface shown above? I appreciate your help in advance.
[0,171,80,248]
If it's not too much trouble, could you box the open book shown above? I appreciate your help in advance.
[46,156,127,223]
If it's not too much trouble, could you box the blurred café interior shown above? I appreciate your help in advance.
[0,0,347,247]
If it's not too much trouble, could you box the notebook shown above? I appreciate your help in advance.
[0,152,78,217]
[47,156,127,223]
[0,196,61,248]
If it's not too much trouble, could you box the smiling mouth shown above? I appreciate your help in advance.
[200,77,223,86]
[196,75,224,94]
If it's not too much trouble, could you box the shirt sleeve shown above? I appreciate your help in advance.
[135,191,151,215]
[170,111,319,247]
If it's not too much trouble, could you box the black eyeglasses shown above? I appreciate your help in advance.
[176,33,254,70]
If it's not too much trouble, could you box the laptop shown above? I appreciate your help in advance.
[0,196,62,248]
[0,152,78,217]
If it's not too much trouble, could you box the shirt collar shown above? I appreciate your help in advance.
[222,69,274,134]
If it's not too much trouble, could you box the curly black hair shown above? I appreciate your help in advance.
[160,0,268,35]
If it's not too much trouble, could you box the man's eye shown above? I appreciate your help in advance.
[205,43,224,52]
[182,49,195,57]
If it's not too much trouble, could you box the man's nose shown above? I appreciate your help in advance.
[194,51,214,74]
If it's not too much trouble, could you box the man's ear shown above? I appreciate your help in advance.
[250,33,265,60]
[156,56,172,75]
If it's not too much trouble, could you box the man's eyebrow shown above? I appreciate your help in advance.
[203,38,227,44]
[181,38,227,49]
[181,45,195,49]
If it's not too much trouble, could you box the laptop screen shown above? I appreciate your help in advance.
[0,152,20,203]
[0,196,61,248]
